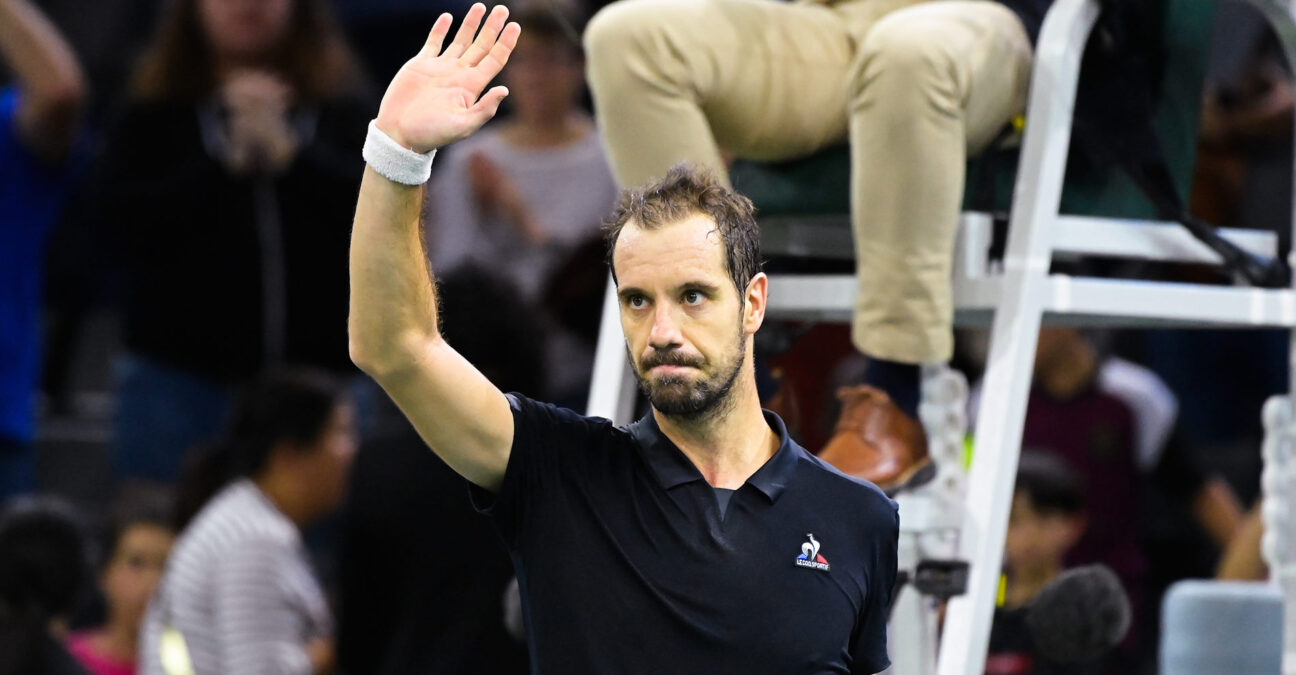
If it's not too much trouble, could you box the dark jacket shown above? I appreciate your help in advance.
[96,95,370,381]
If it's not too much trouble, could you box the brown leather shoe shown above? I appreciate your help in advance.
[818,385,930,491]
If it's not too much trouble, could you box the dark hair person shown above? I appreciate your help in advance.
[65,487,174,675]
[95,0,373,484]
[130,0,358,103]
[0,497,91,675]
[139,369,356,675]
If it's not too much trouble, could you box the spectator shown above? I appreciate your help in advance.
[0,497,91,675]
[973,326,1245,671]
[426,1,617,402]
[0,0,87,499]
[94,0,372,483]
[584,0,1052,491]
[66,488,174,675]
[138,369,356,675]
[986,453,1091,675]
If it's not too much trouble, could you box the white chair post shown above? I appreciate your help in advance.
[1244,2,1296,673]
[937,1,1101,673]
[586,273,638,423]
[1261,396,1296,674]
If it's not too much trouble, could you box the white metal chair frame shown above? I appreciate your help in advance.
[585,0,1296,672]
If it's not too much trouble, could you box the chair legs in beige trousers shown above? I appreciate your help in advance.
[586,0,1033,364]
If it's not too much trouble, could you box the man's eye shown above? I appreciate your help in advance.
[683,291,704,305]
[626,295,647,308]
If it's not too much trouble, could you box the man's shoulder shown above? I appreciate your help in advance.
[790,445,898,518]
[505,393,625,445]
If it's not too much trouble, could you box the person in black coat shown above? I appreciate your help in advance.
[94,0,374,483]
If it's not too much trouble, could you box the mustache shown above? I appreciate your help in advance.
[640,351,704,370]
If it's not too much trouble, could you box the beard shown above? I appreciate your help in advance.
[631,334,746,420]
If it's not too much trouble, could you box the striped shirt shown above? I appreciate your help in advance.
[140,480,332,675]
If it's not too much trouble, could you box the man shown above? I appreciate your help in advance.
[583,0,1052,491]
[0,0,86,500]
[348,5,899,672]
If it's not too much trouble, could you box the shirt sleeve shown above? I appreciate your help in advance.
[469,393,612,549]
[851,499,899,674]
[211,538,317,675]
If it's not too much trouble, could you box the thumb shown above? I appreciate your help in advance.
[465,85,510,129]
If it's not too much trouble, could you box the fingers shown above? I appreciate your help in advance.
[419,13,454,56]
[445,3,487,59]
[460,5,510,67]
[475,21,520,79]
[466,85,510,128]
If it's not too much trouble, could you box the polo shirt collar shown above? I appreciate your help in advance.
[627,409,798,502]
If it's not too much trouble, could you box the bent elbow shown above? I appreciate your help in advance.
[348,330,431,381]
[348,336,390,378]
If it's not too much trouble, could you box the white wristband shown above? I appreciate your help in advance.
[362,119,437,185]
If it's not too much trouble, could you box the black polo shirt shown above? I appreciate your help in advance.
[471,394,899,674]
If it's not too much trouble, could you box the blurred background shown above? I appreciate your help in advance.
[0,0,1291,673]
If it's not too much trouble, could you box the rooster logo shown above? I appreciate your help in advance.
[795,533,830,571]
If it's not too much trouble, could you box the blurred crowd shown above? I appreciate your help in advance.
[0,0,1290,673]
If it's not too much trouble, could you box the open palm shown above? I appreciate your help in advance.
[376,4,521,154]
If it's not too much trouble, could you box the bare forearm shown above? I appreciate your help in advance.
[1194,477,1245,549]
[0,0,84,158]
[1217,502,1267,581]
[0,0,81,97]
[348,166,442,375]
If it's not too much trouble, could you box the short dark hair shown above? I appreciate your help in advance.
[604,163,762,296]
[0,498,89,675]
[511,4,585,57]
[1015,452,1084,516]
[99,483,174,571]
[174,368,346,529]
[0,497,88,620]
[225,368,347,477]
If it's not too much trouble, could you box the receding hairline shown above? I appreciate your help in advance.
[610,212,729,263]
[612,210,725,245]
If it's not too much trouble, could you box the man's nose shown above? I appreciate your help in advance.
[648,303,683,349]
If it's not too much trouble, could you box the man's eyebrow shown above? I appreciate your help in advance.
[617,286,647,300]
[679,281,723,294]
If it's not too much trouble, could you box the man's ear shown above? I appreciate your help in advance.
[743,273,768,335]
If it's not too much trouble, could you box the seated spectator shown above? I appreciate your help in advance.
[138,369,356,675]
[584,0,1048,491]
[66,488,174,675]
[973,326,1245,670]
[987,452,1091,675]
[94,0,372,483]
[0,0,86,500]
[426,1,617,402]
[0,497,91,675]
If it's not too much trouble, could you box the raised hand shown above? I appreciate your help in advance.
[375,4,520,154]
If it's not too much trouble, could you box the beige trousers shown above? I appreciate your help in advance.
[585,0,1032,363]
